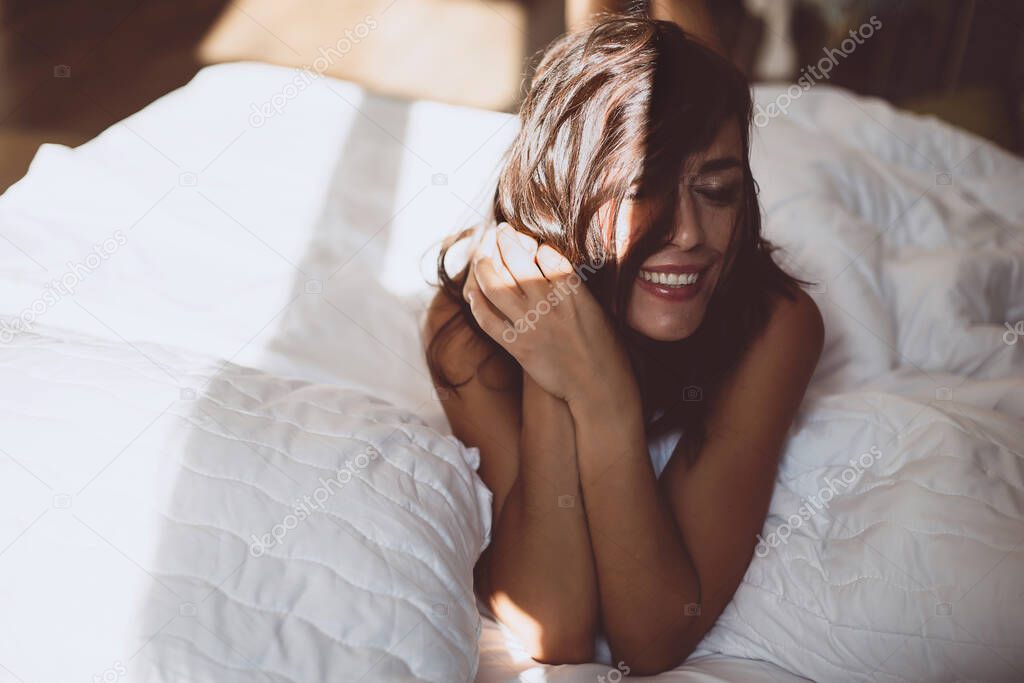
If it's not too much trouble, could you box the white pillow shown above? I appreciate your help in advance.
[0,325,492,683]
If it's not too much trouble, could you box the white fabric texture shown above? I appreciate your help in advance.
[0,325,491,683]
[0,63,1022,682]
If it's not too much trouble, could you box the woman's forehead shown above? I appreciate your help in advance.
[691,119,743,166]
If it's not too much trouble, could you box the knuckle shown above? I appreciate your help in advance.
[474,273,495,297]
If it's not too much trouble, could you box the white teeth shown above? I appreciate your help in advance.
[639,270,699,287]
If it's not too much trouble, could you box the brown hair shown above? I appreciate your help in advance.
[427,14,803,462]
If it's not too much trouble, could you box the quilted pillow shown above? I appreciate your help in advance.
[0,325,491,682]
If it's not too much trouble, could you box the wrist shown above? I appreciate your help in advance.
[566,370,642,424]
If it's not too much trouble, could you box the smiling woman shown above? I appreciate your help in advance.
[623,125,745,341]
[422,12,823,675]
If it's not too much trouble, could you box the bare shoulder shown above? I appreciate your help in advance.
[711,284,824,421]
[422,287,515,387]
[703,285,824,435]
[760,286,824,361]
[423,282,520,401]
[423,286,463,341]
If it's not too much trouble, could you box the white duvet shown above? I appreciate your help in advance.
[1,63,1022,682]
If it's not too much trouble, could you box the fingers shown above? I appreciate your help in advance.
[462,263,514,344]
[472,255,525,318]
[463,223,588,348]
[477,227,519,291]
[495,223,546,292]
[536,243,576,281]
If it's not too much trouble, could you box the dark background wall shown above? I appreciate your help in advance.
[0,0,1020,192]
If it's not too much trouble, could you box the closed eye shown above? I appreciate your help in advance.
[693,182,740,206]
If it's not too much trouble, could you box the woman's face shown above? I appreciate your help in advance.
[614,120,744,342]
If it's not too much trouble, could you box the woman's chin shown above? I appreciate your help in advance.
[627,313,703,342]
[626,282,712,341]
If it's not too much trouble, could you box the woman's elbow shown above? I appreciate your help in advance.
[490,589,597,664]
[497,605,595,663]
[621,647,688,677]
[612,623,699,676]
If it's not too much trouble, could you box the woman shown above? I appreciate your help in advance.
[422,12,823,676]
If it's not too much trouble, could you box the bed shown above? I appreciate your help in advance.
[1,62,1022,682]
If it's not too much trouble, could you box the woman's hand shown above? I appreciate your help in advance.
[463,223,636,406]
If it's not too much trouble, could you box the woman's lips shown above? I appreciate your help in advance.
[635,265,706,302]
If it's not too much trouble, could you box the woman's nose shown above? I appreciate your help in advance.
[670,197,705,250]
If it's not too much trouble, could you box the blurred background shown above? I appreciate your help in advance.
[0,0,1021,192]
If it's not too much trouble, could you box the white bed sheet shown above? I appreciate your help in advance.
[2,62,1023,682]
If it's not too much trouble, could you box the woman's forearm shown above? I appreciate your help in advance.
[569,383,701,674]
[481,374,598,662]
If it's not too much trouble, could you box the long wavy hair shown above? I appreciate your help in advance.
[427,14,803,462]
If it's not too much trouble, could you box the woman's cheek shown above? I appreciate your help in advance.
[703,206,738,252]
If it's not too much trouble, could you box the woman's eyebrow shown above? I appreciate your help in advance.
[697,156,743,173]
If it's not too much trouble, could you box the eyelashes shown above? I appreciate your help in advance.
[693,183,741,206]
[626,178,742,206]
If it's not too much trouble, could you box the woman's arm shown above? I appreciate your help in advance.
[464,224,823,673]
[486,373,598,662]
[423,289,598,663]
[570,288,824,674]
